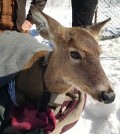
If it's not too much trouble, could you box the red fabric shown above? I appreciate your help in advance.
[60,93,87,134]
[56,100,78,122]
[10,89,86,134]
[60,121,78,134]
[11,105,56,132]
[56,89,86,122]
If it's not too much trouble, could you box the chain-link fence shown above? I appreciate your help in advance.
[94,0,120,40]
[34,0,120,40]
[45,0,120,40]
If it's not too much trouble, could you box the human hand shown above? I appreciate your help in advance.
[21,20,33,32]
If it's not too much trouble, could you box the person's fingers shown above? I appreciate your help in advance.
[22,23,28,29]
[21,20,33,31]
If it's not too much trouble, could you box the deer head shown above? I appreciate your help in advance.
[30,5,115,104]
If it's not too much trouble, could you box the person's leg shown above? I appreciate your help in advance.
[71,0,98,27]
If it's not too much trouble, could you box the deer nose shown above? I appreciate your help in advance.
[101,91,115,104]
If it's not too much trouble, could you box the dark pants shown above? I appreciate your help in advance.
[71,0,98,27]
[0,86,12,133]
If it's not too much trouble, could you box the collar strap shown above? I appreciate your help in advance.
[36,23,45,32]
[39,56,50,112]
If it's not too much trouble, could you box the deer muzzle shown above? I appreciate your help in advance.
[101,91,115,104]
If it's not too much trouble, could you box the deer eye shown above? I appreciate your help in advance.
[70,51,82,60]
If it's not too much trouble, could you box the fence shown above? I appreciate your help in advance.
[44,0,120,40]
[94,0,120,40]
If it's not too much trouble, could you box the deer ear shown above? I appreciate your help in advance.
[30,5,63,41]
[85,18,111,41]
[30,5,50,39]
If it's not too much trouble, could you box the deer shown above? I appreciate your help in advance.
[16,5,115,103]
[2,5,115,134]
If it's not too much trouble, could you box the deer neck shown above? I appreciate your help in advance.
[16,58,44,103]
[44,72,73,94]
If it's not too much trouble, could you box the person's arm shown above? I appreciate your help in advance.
[21,0,47,32]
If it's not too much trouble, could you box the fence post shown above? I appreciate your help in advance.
[94,4,98,24]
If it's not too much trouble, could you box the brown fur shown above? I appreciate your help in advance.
[15,6,114,104]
